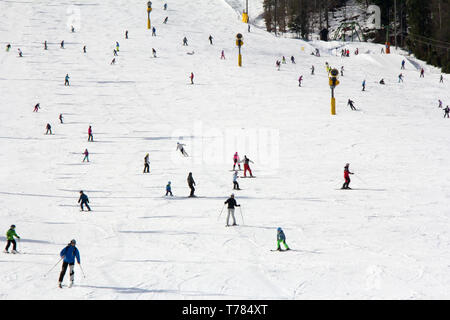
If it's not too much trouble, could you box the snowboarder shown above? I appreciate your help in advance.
[152,48,157,58]
[341,163,354,189]
[291,56,295,64]
[440,75,444,83]
[82,149,89,162]
[187,172,196,197]
[233,171,240,190]
[183,37,188,46]
[347,99,356,110]
[64,74,70,86]
[143,153,150,173]
[125,30,128,39]
[152,27,156,36]
[177,142,188,156]
[44,40,48,50]
[6,44,11,52]
[379,78,385,85]
[83,45,86,53]
[59,113,63,124]
[88,125,93,142]
[276,227,290,251]
[110,58,116,65]
[163,16,168,24]
[4,225,20,254]
[33,103,40,112]
[444,106,450,118]
[420,68,424,78]
[78,191,91,211]
[45,123,52,135]
[58,239,80,288]
[60,40,64,49]
[311,65,315,75]
[166,181,173,196]
[209,35,213,45]
[221,50,225,59]
[224,193,240,226]
[190,72,194,84]
[233,152,241,170]
[18,49,23,57]
[398,73,404,83]
[362,79,366,91]
[438,99,443,108]
[401,60,405,69]
[298,75,303,87]
[241,155,254,177]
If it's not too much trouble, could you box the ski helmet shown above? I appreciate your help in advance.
[277,227,281,232]
[70,239,76,245]
[10,225,16,228]
[231,193,234,197]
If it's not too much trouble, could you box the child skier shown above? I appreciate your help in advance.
[4,225,20,253]
[143,153,150,173]
[233,152,241,170]
[176,142,188,156]
[224,194,240,227]
[82,149,89,162]
[58,239,81,288]
[341,163,354,189]
[241,155,254,177]
[276,227,290,251]
[78,191,91,211]
[166,181,173,196]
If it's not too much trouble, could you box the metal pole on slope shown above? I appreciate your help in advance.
[147,1,152,30]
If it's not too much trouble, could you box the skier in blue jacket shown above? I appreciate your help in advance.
[58,239,81,288]
[276,227,290,251]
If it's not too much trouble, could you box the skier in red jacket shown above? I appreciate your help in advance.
[341,163,354,189]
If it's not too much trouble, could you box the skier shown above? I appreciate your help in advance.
[18,49,23,57]
[163,16,168,24]
[152,48,157,58]
[291,56,295,64]
[209,35,213,45]
[83,45,86,53]
[82,149,89,162]
[88,125,93,142]
[4,225,20,254]
[143,153,150,173]
[183,37,188,46]
[176,142,188,156]
[248,24,251,32]
[362,79,366,91]
[379,78,385,85]
[190,72,194,84]
[58,239,80,288]
[187,172,196,197]
[6,44,11,52]
[164,3,167,10]
[276,227,290,251]
[116,41,120,51]
[276,60,281,71]
[381,47,384,54]
[233,171,240,190]
[110,58,116,65]
[401,60,405,69]
[71,25,75,32]
[113,49,118,56]
[233,152,241,170]
[221,50,225,60]
[224,193,240,227]
[438,99,443,108]
[282,56,286,64]
[311,65,315,75]
[166,181,173,196]
[241,155,254,177]
[59,113,63,124]
[298,75,303,87]
[152,26,156,36]
[44,40,47,50]
[125,30,128,39]
[341,163,354,189]
[45,123,52,135]
[444,106,450,118]
[354,48,359,55]
[347,99,356,110]
[64,74,70,86]
[420,68,424,78]
[440,75,444,83]
[60,40,64,49]
[315,48,320,57]
[33,103,40,112]
[340,66,344,76]
[78,191,91,211]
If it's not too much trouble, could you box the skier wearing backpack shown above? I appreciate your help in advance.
[78,191,91,211]
[224,193,240,226]
[4,225,20,254]
[341,163,354,189]
[58,239,80,288]
[241,155,254,177]
[276,227,290,251]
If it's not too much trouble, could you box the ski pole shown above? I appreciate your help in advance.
[78,264,86,278]
[217,204,225,221]
[239,206,245,225]
[354,174,367,184]
[44,256,63,277]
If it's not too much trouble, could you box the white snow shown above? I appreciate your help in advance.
[0,0,449,299]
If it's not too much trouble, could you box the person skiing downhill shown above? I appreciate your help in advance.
[78,191,91,211]
[88,125,93,142]
[187,172,196,197]
[233,152,241,170]
[276,60,281,71]
[152,48,157,58]
[221,50,225,59]
[83,45,86,53]
[438,99,443,108]
[143,153,150,173]
[401,60,405,69]
[166,181,173,196]
[116,41,120,52]
[241,155,254,177]
[209,35,213,45]
[298,75,303,87]
[58,239,80,288]
[125,30,128,39]
[59,113,63,124]
[164,3,167,10]
[276,227,290,251]
[341,163,354,189]
[379,78,385,85]
[110,58,116,65]
[311,65,315,75]
[347,99,356,110]
[4,225,20,254]
[398,73,404,83]
[291,56,295,64]
[340,66,344,76]
[163,16,168,24]
[362,79,366,91]
[82,149,89,162]
[233,171,240,190]
[33,103,40,112]
[18,49,23,57]
[45,123,52,135]
[420,68,424,78]
[113,49,118,56]
[224,193,240,226]
[152,27,156,36]
[64,74,70,86]
[176,142,188,156]
[440,75,444,83]
[44,40,48,50]
[444,106,450,118]
[60,40,64,49]
[183,37,188,46]
[6,44,11,52]
[282,56,286,64]
[190,72,194,84]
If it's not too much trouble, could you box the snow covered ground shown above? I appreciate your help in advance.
[0,0,449,299]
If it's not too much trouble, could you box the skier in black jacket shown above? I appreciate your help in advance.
[78,191,91,211]
[187,172,196,197]
[224,194,240,226]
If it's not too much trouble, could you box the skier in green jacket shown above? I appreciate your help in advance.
[4,225,20,253]
[276,227,290,251]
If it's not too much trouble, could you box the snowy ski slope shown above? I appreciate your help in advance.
[0,0,449,299]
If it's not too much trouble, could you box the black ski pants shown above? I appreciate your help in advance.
[59,261,75,282]
[5,240,17,251]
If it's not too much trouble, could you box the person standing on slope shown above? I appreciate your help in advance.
[64,74,70,86]
[166,181,173,196]
[4,225,20,254]
[233,152,241,170]
[221,50,225,60]
[190,72,194,84]
[82,149,89,162]
[233,171,240,190]
[209,35,213,45]
[398,73,404,83]
[241,155,254,177]
[183,37,188,46]
[88,125,93,142]
[401,60,405,69]
[362,79,366,91]
[276,227,290,251]
[440,75,444,83]
[311,65,315,75]
[78,191,91,211]
[420,68,424,78]
[224,193,240,227]
[291,56,295,64]
[438,99,443,108]
[45,123,52,135]
[59,113,63,124]
[298,75,303,87]
[444,106,450,118]
[143,153,150,173]
[58,239,80,288]
[187,172,196,197]
[341,163,354,189]
[176,142,188,156]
